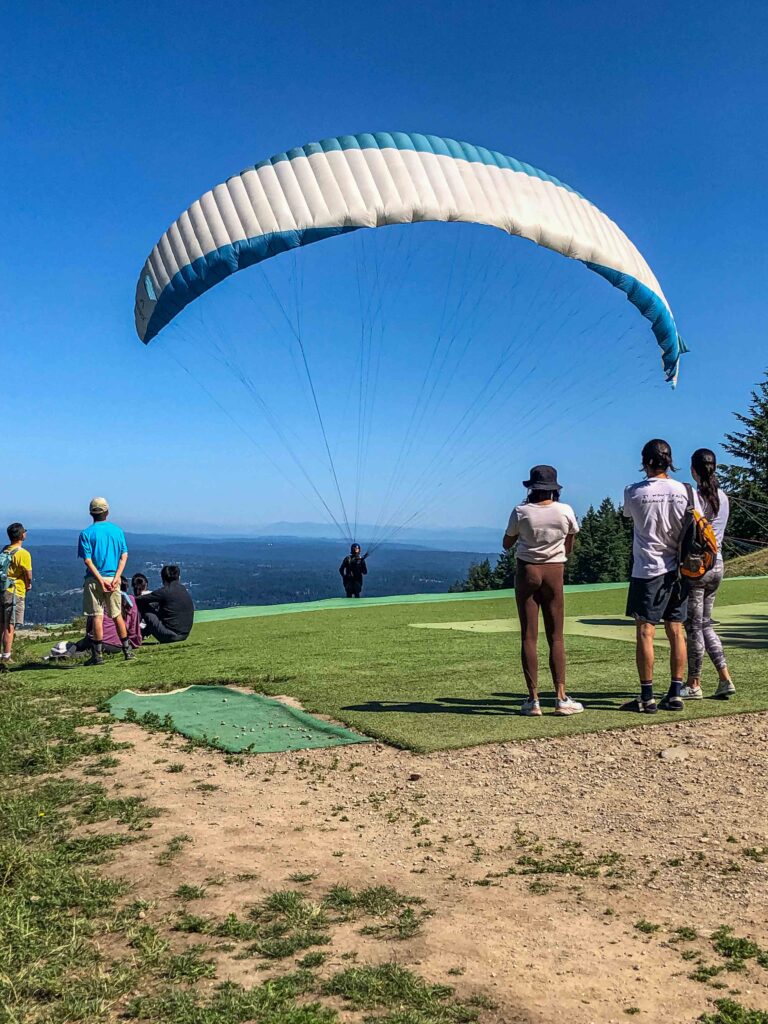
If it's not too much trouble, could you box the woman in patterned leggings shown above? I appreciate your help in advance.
[682,449,736,701]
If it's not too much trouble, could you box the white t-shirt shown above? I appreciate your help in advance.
[694,487,730,569]
[505,501,580,564]
[623,477,688,579]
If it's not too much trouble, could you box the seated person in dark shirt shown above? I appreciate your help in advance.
[136,564,194,644]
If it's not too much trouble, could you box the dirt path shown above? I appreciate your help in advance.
[86,710,768,1024]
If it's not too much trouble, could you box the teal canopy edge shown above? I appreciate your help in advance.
[586,262,685,383]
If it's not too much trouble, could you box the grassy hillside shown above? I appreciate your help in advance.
[725,547,768,577]
[12,577,768,753]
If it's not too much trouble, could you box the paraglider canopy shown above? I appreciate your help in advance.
[134,131,684,383]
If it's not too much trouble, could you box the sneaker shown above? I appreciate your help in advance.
[714,679,736,700]
[520,698,542,717]
[680,685,704,700]
[620,695,658,714]
[85,651,104,666]
[123,646,135,661]
[659,694,684,712]
[555,696,584,716]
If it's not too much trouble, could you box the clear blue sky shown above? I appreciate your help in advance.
[4,0,767,540]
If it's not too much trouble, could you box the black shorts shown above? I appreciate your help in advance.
[626,571,688,625]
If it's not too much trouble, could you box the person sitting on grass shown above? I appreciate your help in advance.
[136,564,194,644]
[131,573,150,598]
[78,497,134,665]
[1,522,32,666]
[503,465,583,717]
[681,448,735,701]
[622,439,689,714]
[52,579,143,661]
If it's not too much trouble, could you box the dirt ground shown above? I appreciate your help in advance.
[84,707,768,1024]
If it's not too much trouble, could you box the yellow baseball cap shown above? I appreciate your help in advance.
[89,497,109,514]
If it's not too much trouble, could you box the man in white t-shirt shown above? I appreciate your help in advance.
[622,439,689,714]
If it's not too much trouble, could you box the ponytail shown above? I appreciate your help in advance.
[692,448,720,516]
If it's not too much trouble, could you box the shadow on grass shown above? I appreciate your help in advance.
[577,614,768,650]
[343,690,639,716]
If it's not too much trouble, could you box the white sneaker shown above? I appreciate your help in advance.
[520,698,542,717]
[714,679,736,700]
[680,685,704,700]
[555,696,584,716]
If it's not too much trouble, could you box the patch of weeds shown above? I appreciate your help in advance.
[289,871,319,884]
[174,912,212,934]
[516,841,623,879]
[672,926,699,942]
[157,833,192,865]
[447,967,465,976]
[212,914,260,941]
[323,961,488,1021]
[361,907,425,941]
[234,871,259,881]
[298,951,328,968]
[74,788,160,830]
[195,782,218,793]
[128,974,330,1023]
[174,884,206,901]
[528,879,554,895]
[681,950,700,962]
[247,890,331,960]
[625,1009,641,1016]
[162,945,217,983]
[741,847,766,863]
[165,762,185,773]
[690,964,726,984]
[699,998,768,1023]
[635,919,661,934]
[711,927,768,969]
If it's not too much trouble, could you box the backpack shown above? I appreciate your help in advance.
[0,547,17,595]
[679,484,718,579]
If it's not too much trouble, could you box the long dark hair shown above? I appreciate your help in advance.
[692,448,720,516]
[527,489,559,504]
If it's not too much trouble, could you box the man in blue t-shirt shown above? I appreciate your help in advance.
[77,497,134,665]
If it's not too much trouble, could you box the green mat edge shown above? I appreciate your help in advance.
[107,683,373,752]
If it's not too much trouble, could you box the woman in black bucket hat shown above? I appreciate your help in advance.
[503,466,583,716]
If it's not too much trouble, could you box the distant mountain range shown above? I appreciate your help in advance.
[30,523,501,553]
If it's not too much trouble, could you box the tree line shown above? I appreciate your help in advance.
[452,370,768,591]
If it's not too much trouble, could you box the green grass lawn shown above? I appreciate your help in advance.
[15,577,768,752]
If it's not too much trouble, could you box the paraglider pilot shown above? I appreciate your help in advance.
[339,544,368,598]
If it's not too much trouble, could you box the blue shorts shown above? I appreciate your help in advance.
[626,571,688,625]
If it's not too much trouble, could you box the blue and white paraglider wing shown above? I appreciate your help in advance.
[134,132,683,383]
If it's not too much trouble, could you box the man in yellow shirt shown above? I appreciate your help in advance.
[1,523,33,664]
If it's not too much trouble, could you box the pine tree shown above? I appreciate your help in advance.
[491,550,516,589]
[720,372,768,545]
[460,558,494,591]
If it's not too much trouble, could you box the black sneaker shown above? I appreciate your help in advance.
[620,695,658,714]
[123,646,135,661]
[659,694,684,712]
[85,651,104,666]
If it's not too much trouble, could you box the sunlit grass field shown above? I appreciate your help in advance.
[18,577,768,752]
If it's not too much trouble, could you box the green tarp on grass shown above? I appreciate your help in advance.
[108,684,372,753]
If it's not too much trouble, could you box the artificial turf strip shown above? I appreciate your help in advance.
[18,577,768,753]
[108,685,371,753]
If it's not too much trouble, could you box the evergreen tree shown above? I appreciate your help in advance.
[720,372,768,545]
[491,550,516,589]
[455,558,494,592]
